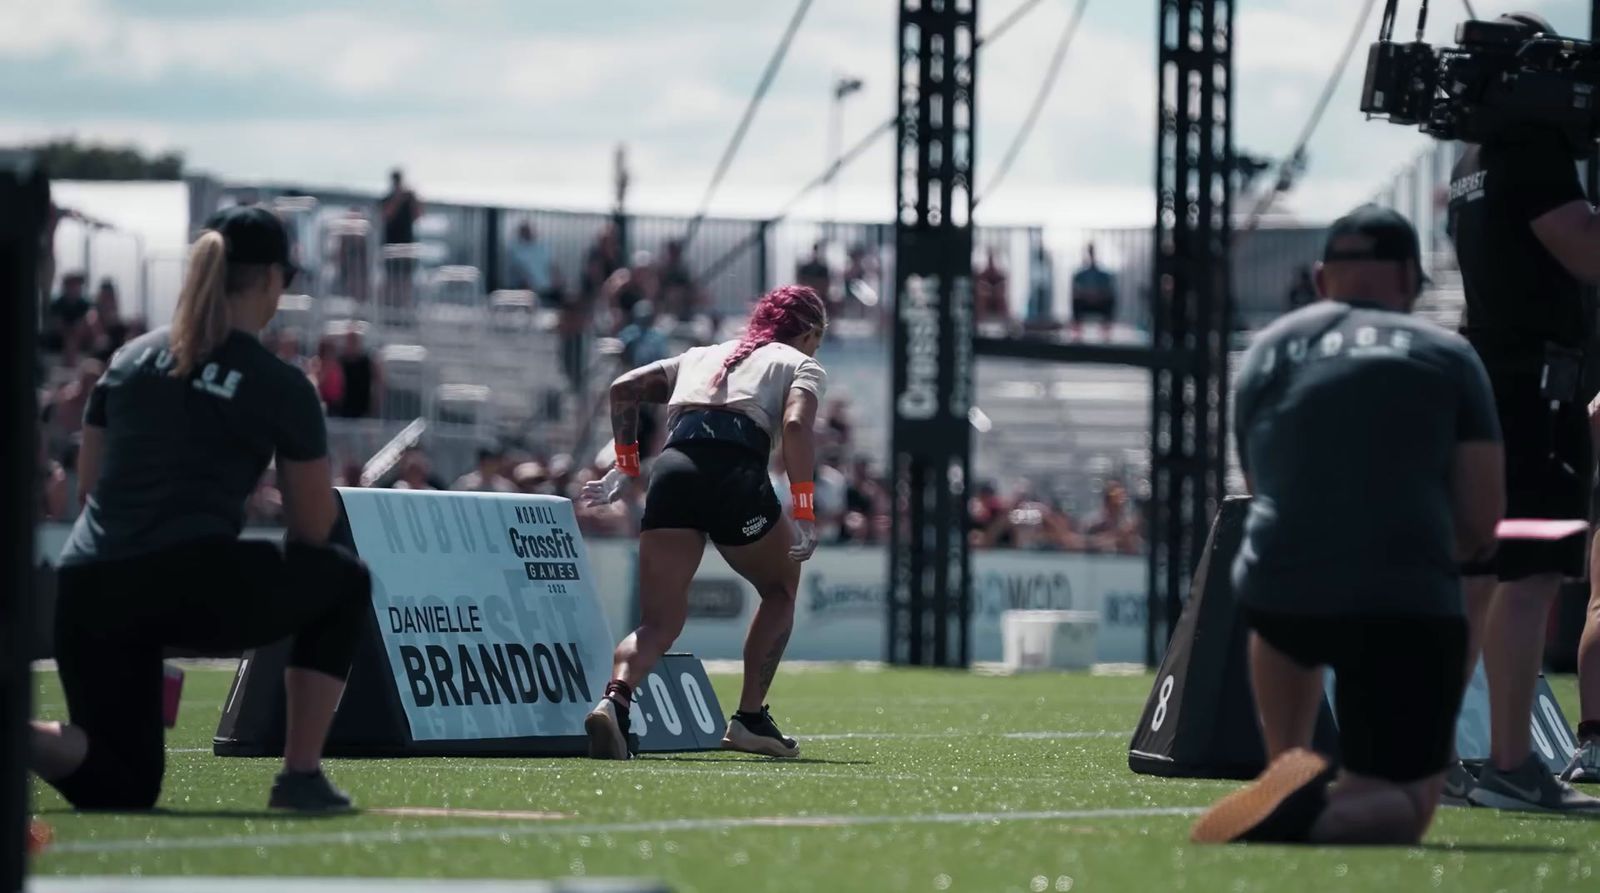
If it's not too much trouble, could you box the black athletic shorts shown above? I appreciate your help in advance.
[1245,608,1468,784]
[1461,367,1592,581]
[641,441,781,546]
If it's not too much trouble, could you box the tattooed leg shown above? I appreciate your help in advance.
[740,599,795,712]
[716,516,802,713]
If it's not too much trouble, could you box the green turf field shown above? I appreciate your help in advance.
[26,666,1600,892]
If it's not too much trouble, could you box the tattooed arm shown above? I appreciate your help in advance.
[608,359,675,446]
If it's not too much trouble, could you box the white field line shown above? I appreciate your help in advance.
[777,694,1147,706]
[31,879,592,893]
[1002,731,1126,740]
[51,806,1203,855]
[367,807,567,821]
[163,730,1126,756]
[158,757,1131,786]
[410,758,1121,787]
[806,730,1124,741]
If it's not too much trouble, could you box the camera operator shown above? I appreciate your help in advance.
[1447,10,1600,813]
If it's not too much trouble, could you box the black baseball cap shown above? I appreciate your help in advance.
[204,205,297,285]
[1322,203,1423,271]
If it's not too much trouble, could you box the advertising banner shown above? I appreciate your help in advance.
[656,545,1148,664]
[337,488,616,741]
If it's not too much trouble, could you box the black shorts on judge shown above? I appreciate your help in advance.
[49,539,371,810]
[1245,608,1468,784]
[1461,369,1592,581]
[642,441,781,546]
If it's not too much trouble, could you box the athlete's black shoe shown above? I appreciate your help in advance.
[268,769,354,812]
[722,705,800,758]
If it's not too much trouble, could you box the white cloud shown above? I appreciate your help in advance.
[8,0,1557,233]
[0,0,112,55]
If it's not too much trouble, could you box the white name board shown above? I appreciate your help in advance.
[337,488,615,742]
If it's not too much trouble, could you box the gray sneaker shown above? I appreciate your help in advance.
[1440,761,1477,807]
[584,697,633,761]
[1469,754,1600,813]
[1562,739,1600,784]
[268,769,354,812]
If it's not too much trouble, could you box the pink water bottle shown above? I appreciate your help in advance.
[161,663,185,729]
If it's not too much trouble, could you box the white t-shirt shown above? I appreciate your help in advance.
[662,341,827,438]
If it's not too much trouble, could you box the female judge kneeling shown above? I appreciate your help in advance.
[29,207,371,812]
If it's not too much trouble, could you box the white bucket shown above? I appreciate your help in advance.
[1001,609,1100,671]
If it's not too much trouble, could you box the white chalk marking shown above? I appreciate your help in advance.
[51,806,1202,855]
[802,729,1123,741]
[29,878,632,892]
[367,807,567,821]
[1002,731,1125,740]
[166,730,1121,758]
[167,731,1119,753]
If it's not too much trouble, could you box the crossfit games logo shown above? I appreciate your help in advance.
[897,274,972,421]
[897,275,940,420]
[742,516,768,538]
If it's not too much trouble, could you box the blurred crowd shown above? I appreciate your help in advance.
[35,301,386,526]
[36,269,148,524]
[222,388,1144,556]
[260,327,384,420]
[969,478,1143,554]
[39,272,147,370]
[34,171,1143,555]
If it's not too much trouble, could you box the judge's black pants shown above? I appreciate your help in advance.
[48,539,370,810]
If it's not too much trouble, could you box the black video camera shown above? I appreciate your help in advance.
[1360,2,1600,154]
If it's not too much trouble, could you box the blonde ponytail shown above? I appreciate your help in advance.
[169,231,230,377]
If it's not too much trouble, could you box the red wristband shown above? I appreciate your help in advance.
[791,482,816,522]
[615,442,640,477]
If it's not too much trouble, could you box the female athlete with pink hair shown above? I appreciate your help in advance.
[581,284,829,760]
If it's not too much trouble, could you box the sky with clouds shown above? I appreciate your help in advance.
[3,0,1595,231]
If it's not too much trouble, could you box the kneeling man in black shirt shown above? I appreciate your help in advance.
[1192,206,1504,844]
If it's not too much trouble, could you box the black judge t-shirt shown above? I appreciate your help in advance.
[1231,301,1501,617]
[60,327,328,567]
[1448,130,1586,357]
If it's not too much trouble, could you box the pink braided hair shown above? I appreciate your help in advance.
[710,284,828,387]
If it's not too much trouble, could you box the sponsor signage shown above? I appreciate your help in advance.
[36,522,1152,666]
[658,545,1149,664]
[207,490,724,758]
[338,488,615,742]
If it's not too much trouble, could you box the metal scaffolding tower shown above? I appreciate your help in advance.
[888,0,979,666]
